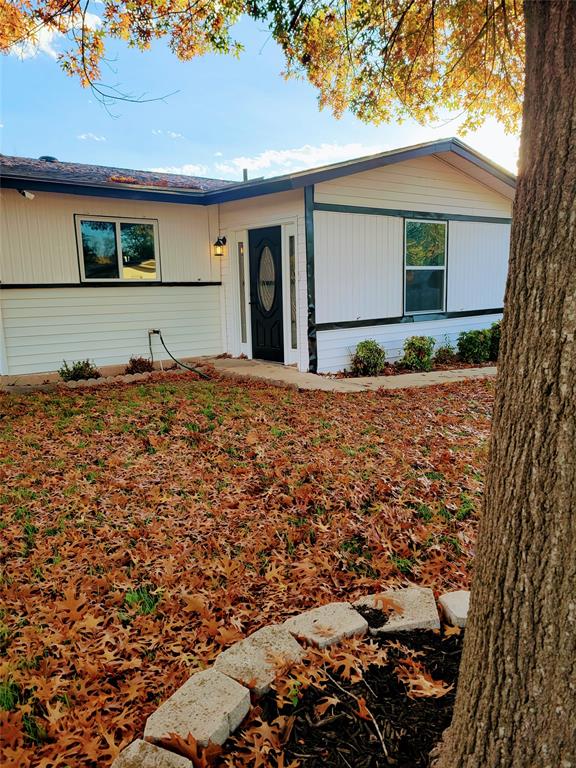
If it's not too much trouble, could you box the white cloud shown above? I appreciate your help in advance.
[215,141,388,178]
[77,132,106,142]
[149,163,209,176]
[12,12,100,60]
[152,129,184,139]
[149,141,388,181]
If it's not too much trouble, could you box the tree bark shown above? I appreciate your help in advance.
[434,2,576,766]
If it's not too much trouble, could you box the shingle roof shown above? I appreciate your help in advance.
[0,154,236,193]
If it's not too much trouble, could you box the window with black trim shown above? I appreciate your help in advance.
[404,220,447,313]
[76,216,159,281]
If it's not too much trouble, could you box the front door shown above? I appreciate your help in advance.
[249,226,284,362]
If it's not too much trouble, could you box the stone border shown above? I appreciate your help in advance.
[111,587,469,767]
[0,367,208,395]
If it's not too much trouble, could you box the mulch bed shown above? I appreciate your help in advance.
[259,629,463,768]
[332,361,495,378]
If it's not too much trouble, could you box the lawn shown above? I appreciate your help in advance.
[0,373,494,768]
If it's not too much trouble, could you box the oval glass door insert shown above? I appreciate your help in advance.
[258,246,276,311]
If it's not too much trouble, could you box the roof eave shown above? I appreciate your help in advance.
[0,138,516,206]
[0,175,210,204]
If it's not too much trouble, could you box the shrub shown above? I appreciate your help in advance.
[350,339,386,376]
[58,359,101,381]
[125,356,154,375]
[457,329,492,363]
[434,341,458,365]
[400,335,435,371]
[489,320,501,361]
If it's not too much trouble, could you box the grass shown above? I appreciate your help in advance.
[0,372,493,767]
[124,585,161,615]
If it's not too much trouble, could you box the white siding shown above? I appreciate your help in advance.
[317,313,502,373]
[216,191,309,371]
[314,211,403,324]
[0,189,215,284]
[447,221,510,311]
[315,155,512,218]
[217,191,304,231]
[0,286,222,375]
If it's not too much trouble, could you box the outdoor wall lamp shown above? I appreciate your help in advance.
[213,236,227,257]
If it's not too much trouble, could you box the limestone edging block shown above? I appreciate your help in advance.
[438,590,470,627]
[213,624,305,695]
[110,739,192,767]
[283,602,368,648]
[144,669,250,747]
[354,587,441,634]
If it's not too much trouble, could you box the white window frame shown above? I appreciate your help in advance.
[75,214,161,283]
[404,218,447,315]
[281,223,298,364]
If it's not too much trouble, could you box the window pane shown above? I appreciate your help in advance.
[81,220,119,279]
[405,269,444,312]
[258,246,275,311]
[238,242,247,344]
[120,223,157,280]
[289,235,297,349]
[406,221,446,266]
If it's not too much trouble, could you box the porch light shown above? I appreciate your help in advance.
[213,236,227,256]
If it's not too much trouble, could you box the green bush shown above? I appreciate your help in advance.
[489,320,501,361]
[400,335,435,371]
[58,359,101,381]
[434,341,458,365]
[350,339,386,376]
[125,356,154,374]
[457,329,492,363]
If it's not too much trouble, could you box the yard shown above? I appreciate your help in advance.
[0,373,494,768]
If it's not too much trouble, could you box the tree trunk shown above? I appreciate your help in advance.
[433,2,576,766]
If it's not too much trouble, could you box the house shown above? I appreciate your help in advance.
[0,138,514,378]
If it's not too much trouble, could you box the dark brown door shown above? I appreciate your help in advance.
[249,226,284,362]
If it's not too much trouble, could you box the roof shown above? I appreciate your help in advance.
[0,138,516,205]
[0,154,235,194]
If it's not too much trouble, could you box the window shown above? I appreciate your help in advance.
[258,245,276,312]
[76,216,159,281]
[289,235,297,349]
[238,241,247,344]
[404,220,447,313]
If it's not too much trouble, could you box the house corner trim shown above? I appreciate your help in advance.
[304,185,317,373]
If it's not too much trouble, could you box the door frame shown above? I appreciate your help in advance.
[248,226,284,362]
[231,220,299,366]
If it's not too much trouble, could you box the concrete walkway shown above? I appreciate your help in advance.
[210,358,496,392]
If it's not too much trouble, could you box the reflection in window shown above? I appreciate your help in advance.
[405,220,447,313]
[238,242,247,344]
[78,217,158,281]
[289,235,297,349]
[405,269,445,313]
[405,221,446,266]
[80,220,119,279]
[120,223,157,279]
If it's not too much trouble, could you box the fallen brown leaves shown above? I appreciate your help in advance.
[0,373,493,767]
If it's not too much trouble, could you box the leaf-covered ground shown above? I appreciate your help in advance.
[0,374,494,767]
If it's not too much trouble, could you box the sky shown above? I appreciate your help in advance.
[0,15,521,182]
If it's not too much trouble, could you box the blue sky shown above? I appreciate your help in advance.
[0,16,520,181]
